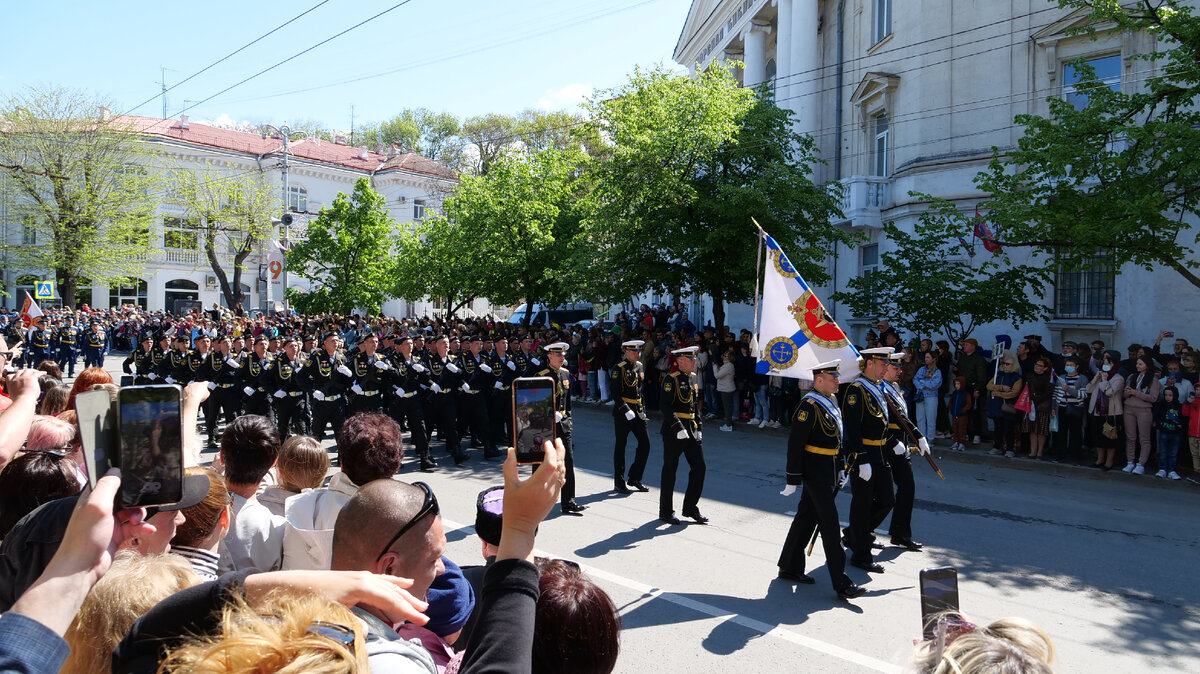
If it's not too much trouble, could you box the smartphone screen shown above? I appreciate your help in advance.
[513,377,556,464]
[919,566,960,640]
[118,385,184,508]
[76,389,117,488]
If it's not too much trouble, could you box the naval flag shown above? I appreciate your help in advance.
[19,291,44,328]
[754,233,860,380]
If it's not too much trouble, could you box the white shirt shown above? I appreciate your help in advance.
[281,472,360,571]
[218,492,284,573]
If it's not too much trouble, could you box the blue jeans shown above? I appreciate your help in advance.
[753,385,768,420]
[1158,431,1181,473]
[916,397,937,440]
[586,371,598,400]
[704,383,719,416]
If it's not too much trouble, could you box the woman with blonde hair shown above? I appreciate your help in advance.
[60,552,199,674]
[910,616,1056,674]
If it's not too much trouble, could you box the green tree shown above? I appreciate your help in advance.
[971,0,1200,290]
[393,214,488,319]
[0,86,157,308]
[170,164,279,312]
[357,108,465,169]
[284,177,396,314]
[833,204,1050,347]
[461,113,518,176]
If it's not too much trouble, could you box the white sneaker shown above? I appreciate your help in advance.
[748,418,761,425]
[758,420,767,429]
[719,424,732,432]
[1155,469,1167,478]
[1169,471,1182,480]
[1122,462,1136,473]
[1132,464,1146,475]
[605,400,615,406]
[973,435,982,445]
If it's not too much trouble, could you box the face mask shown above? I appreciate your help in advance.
[1065,365,1076,374]
[1102,364,1113,372]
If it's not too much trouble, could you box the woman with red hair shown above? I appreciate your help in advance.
[66,367,114,410]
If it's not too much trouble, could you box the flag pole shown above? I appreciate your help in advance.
[750,217,767,356]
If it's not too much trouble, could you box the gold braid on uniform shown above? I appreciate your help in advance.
[814,402,839,437]
[854,381,886,419]
[674,374,695,405]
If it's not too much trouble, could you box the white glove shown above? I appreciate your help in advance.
[531,357,541,366]
[446,362,460,373]
[243,386,255,396]
[494,381,504,390]
[555,411,565,424]
[206,381,217,390]
[273,389,286,399]
[147,372,158,380]
[625,408,636,421]
[374,360,390,370]
[780,484,798,496]
[165,376,176,384]
[695,430,703,441]
[351,384,364,395]
[859,463,873,482]
[313,390,326,400]
[479,363,493,373]
[837,471,849,489]
[431,382,442,393]
[918,438,931,456]
[892,439,907,456]
[676,429,689,440]
[226,357,240,368]
[461,382,471,393]
[337,365,353,377]
[413,362,427,373]
[506,360,516,371]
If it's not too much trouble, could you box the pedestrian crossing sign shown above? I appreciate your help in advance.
[34,281,55,300]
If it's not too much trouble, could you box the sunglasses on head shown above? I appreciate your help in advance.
[376,481,439,562]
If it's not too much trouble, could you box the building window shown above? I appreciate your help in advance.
[413,198,426,221]
[110,278,148,310]
[21,220,35,245]
[873,0,892,44]
[1054,256,1114,320]
[1063,54,1121,110]
[287,185,307,213]
[163,217,200,250]
[859,243,881,316]
[872,114,889,177]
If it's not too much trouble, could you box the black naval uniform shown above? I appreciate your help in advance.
[268,352,309,439]
[305,349,352,440]
[612,358,650,491]
[55,325,79,376]
[160,347,190,385]
[349,350,390,415]
[203,351,242,443]
[882,382,919,544]
[490,349,518,451]
[387,350,435,471]
[426,352,467,464]
[123,346,158,385]
[777,392,856,593]
[841,377,896,568]
[659,369,706,521]
[460,351,499,458]
[538,362,578,510]
[239,352,275,421]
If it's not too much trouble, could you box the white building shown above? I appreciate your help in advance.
[2,114,495,319]
[673,0,1197,351]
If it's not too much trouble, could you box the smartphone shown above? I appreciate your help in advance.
[76,389,117,488]
[919,566,960,640]
[117,385,184,508]
[1165,331,1175,338]
[512,376,556,464]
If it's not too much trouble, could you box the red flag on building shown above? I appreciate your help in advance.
[974,206,1003,254]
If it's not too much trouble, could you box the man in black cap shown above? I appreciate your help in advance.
[54,317,79,377]
[82,320,108,369]
[305,331,352,442]
[659,346,707,525]
[612,339,650,494]
[540,341,584,514]
[349,331,391,416]
[27,322,52,367]
[387,334,436,471]
[426,334,467,465]
[881,352,928,552]
[841,347,895,573]
[160,334,190,385]
[267,335,310,440]
[202,334,242,446]
[777,360,866,600]
[460,335,501,459]
[238,337,275,420]
[123,334,159,385]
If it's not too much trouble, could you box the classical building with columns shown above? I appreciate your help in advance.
[673,0,1200,352]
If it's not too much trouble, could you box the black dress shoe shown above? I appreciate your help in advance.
[614,483,633,494]
[628,480,650,492]
[850,560,885,573]
[562,501,587,514]
[842,534,884,551]
[778,570,816,584]
[659,513,682,525]
[837,583,867,600]
[682,509,709,524]
[419,458,438,473]
[890,536,924,551]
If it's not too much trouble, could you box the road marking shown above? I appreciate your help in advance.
[444,518,900,673]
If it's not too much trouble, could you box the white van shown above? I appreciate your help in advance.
[505,302,595,327]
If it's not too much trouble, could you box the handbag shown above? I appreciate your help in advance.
[1102,416,1119,440]
[1014,386,1032,413]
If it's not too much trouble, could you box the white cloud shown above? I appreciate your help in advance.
[534,83,592,112]
[200,113,258,132]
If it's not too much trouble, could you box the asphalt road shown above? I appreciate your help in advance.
[96,356,1200,673]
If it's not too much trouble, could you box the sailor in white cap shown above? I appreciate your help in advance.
[777,359,866,599]
[841,346,895,574]
[539,342,585,514]
[612,340,650,494]
[879,351,929,551]
[659,345,707,525]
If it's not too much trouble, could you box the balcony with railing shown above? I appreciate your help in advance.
[836,175,892,229]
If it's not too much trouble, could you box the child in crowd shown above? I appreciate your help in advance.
[948,376,973,451]
[1180,389,1200,484]
[258,435,330,517]
[1155,386,1184,479]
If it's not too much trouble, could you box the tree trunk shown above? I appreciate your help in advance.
[712,294,727,339]
[58,269,77,310]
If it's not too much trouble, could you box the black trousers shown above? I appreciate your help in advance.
[242,392,275,423]
[884,453,915,539]
[273,395,308,440]
[559,423,576,506]
[459,391,494,452]
[659,433,706,517]
[206,387,240,440]
[312,398,348,441]
[846,461,894,565]
[491,386,514,448]
[1051,411,1085,461]
[56,347,77,375]
[427,392,463,460]
[388,396,430,460]
[83,347,103,369]
[778,452,853,591]
[350,392,384,416]
[614,406,650,485]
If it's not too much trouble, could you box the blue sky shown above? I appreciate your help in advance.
[2,0,690,129]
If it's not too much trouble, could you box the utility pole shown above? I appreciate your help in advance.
[259,124,306,313]
[158,66,177,120]
[349,105,356,146]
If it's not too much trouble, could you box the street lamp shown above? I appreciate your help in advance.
[259,124,306,313]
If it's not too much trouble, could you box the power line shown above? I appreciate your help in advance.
[121,0,335,117]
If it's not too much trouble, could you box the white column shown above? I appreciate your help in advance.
[743,20,770,88]
[790,0,820,136]
[775,0,792,104]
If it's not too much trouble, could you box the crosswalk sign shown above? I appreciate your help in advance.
[34,281,54,300]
